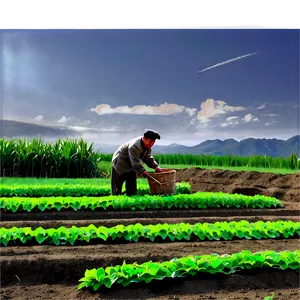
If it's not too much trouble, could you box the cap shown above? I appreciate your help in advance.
[143,129,161,140]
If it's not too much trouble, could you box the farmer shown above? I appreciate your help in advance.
[111,129,163,196]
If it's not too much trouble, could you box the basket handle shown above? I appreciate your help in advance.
[146,173,163,185]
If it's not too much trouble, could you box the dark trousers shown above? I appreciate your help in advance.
[111,168,137,196]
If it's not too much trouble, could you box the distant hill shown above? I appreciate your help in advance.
[1,119,298,158]
[1,119,76,139]
[151,135,299,158]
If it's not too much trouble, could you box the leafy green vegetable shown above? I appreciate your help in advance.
[1,191,283,213]
[78,250,300,291]
[1,220,298,246]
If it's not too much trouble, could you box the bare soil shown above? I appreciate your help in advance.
[1,168,300,300]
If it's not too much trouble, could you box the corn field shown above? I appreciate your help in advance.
[98,152,300,171]
[0,137,100,178]
[1,138,299,178]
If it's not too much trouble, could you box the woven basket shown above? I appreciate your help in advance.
[146,168,176,195]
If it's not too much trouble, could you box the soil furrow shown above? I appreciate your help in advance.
[1,206,299,222]
[1,239,299,286]
[1,215,299,229]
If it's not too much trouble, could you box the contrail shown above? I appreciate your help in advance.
[198,52,257,74]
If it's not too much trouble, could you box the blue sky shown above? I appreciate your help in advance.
[1,11,299,146]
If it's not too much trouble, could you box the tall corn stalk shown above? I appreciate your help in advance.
[0,137,101,178]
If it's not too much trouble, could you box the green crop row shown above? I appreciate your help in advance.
[0,181,191,197]
[98,152,300,170]
[78,250,300,290]
[0,192,282,213]
[1,220,298,246]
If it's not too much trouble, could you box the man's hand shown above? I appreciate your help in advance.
[155,167,163,172]
[142,170,148,177]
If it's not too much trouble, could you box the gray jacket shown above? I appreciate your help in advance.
[112,136,159,175]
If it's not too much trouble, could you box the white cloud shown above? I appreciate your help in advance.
[197,99,245,123]
[57,116,66,123]
[220,123,229,127]
[87,99,277,138]
[245,114,253,121]
[257,103,267,110]
[57,116,76,127]
[267,114,279,117]
[91,102,197,116]
[34,115,43,121]
[81,99,271,135]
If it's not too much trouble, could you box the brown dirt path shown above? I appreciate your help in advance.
[175,168,300,204]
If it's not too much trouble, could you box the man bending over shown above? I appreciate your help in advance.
[111,129,163,196]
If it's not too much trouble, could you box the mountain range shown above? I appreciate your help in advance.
[1,119,299,157]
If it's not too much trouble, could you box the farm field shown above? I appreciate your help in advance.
[0,139,300,300]
[1,167,299,300]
